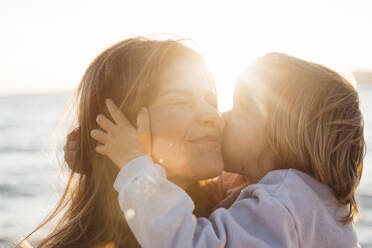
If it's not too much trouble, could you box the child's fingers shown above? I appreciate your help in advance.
[137,108,151,156]
[64,141,77,154]
[64,142,78,163]
[90,129,109,144]
[65,150,77,163]
[106,99,130,126]
[96,114,116,132]
[68,141,78,150]
[67,128,79,140]
[95,145,107,154]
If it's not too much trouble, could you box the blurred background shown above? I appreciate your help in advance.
[0,0,371,247]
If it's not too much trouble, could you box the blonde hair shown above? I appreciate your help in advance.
[247,53,365,224]
[21,37,206,248]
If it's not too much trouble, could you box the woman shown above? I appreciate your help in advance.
[22,37,225,248]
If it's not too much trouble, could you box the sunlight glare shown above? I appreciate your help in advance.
[203,49,254,112]
[124,208,135,220]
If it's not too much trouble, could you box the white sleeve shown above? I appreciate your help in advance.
[114,156,298,248]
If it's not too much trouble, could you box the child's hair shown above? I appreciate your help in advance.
[247,53,365,224]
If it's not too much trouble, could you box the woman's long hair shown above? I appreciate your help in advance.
[245,53,365,224]
[21,37,206,248]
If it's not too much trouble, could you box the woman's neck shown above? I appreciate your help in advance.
[168,175,195,189]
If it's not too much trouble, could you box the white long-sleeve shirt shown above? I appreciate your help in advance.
[114,156,359,248]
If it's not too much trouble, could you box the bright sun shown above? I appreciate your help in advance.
[200,45,260,113]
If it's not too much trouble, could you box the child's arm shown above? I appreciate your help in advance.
[114,156,298,248]
[90,99,298,248]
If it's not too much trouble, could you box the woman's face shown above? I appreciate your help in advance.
[222,78,275,183]
[148,59,224,183]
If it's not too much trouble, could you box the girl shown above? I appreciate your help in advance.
[91,53,365,247]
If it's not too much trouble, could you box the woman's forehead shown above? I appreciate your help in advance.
[158,60,216,95]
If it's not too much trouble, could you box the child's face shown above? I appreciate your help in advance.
[222,79,274,183]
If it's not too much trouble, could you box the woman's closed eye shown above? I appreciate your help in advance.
[169,97,193,106]
[205,94,218,109]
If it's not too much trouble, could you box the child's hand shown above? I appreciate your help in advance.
[90,99,151,169]
[64,128,80,169]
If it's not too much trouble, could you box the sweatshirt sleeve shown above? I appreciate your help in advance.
[114,156,299,248]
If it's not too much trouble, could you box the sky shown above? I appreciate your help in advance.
[1,0,372,110]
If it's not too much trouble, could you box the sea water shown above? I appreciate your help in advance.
[0,86,371,247]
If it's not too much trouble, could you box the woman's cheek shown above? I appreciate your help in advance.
[148,106,195,169]
[149,106,193,138]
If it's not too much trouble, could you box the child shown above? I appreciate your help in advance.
[91,53,365,247]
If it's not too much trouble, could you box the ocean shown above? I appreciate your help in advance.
[0,85,371,247]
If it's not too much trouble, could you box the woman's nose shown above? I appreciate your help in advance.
[198,104,223,129]
[199,112,221,129]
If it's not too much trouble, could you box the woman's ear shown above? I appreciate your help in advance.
[136,108,152,156]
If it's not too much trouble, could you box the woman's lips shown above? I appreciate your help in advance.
[186,136,221,150]
[186,135,219,143]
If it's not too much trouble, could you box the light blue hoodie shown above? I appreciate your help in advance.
[114,156,359,248]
